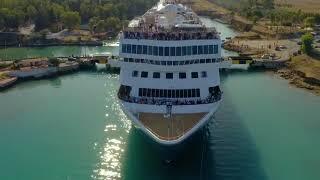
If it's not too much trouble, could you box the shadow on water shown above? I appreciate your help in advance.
[120,92,267,180]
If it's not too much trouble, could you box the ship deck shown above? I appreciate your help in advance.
[139,112,207,141]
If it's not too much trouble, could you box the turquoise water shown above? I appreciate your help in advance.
[0,71,319,180]
[1,18,320,180]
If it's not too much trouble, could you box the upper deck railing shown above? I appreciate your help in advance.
[122,27,220,41]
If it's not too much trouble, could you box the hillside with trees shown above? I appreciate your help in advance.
[0,0,158,33]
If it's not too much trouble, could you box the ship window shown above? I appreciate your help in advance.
[196,89,200,97]
[161,61,166,66]
[188,89,192,97]
[149,60,154,64]
[187,46,192,55]
[127,44,132,53]
[182,46,187,56]
[204,45,209,54]
[129,58,134,62]
[132,45,137,54]
[214,45,219,54]
[155,61,160,65]
[141,71,148,78]
[122,44,127,53]
[159,46,164,56]
[176,90,180,98]
[179,90,183,98]
[164,89,168,97]
[212,58,216,63]
[153,72,160,79]
[137,45,142,54]
[134,59,139,63]
[191,72,198,79]
[153,46,158,56]
[185,60,190,65]
[152,89,156,97]
[192,46,197,55]
[184,89,188,97]
[156,89,160,97]
[132,71,138,77]
[206,59,211,63]
[147,89,151,97]
[139,88,142,96]
[192,89,196,97]
[173,61,178,66]
[209,45,214,54]
[141,59,146,63]
[168,90,172,98]
[166,73,173,79]
[201,71,207,78]
[167,61,172,66]
[165,47,170,56]
[124,58,128,62]
[198,46,203,54]
[194,59,200,64]
[170,47,176,56]
[143,45,148,54]
[172,90,177,98]
[148,46,153,55]
[160,89,164,97]
[200,59,205,64]
[179,72,186,79]
[190,60,194,64]
[143,88,147,97]
[179,61,185,65]
[176,47,182,56]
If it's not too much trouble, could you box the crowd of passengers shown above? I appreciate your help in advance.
[119,93,222,106]
[123,29,218,41]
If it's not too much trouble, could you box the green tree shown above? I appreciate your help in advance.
[62,11,81,30]
[105,17,121,32]
[301,33,314,55]
[304,17,316,28]
[26,5,37,21]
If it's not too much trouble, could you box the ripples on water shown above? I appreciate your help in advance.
[89,72,266,180]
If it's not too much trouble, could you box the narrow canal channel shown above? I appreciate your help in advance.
[0,18,320,180]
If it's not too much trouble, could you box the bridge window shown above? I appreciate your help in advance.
[191,72,198,79]
[179,72,187,79]
[122,44,127,53]
[214,45,219,54]
[159,46,164,56]
[165,47,170,56]
[153,72,160,79]
[201,71,207,78]
[170,47,176,56]
[153,46,158,56]
[192,46,198,55]
[148,46,152,55]
[132,71,138,77]
[204,45,209,54]
[182,46,187,56]
[209,45,214,54]
[132,45,137,54]
[137,45,142,54]
[176,47,182,56]
[187,46,192,55]
[198,46,203,54]
[143,45,148,54]
[141,71,148,78]
[166,73,173,79]
[127,44,132,53]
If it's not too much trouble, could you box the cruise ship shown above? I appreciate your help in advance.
[116,0,229,146]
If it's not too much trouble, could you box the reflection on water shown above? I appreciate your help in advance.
[118,90,266,180]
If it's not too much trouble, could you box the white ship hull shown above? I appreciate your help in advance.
[120,100,221,146]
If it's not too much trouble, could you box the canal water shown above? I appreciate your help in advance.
[1,18,320,180]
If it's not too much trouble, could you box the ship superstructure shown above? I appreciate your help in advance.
[117,0,227,145]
